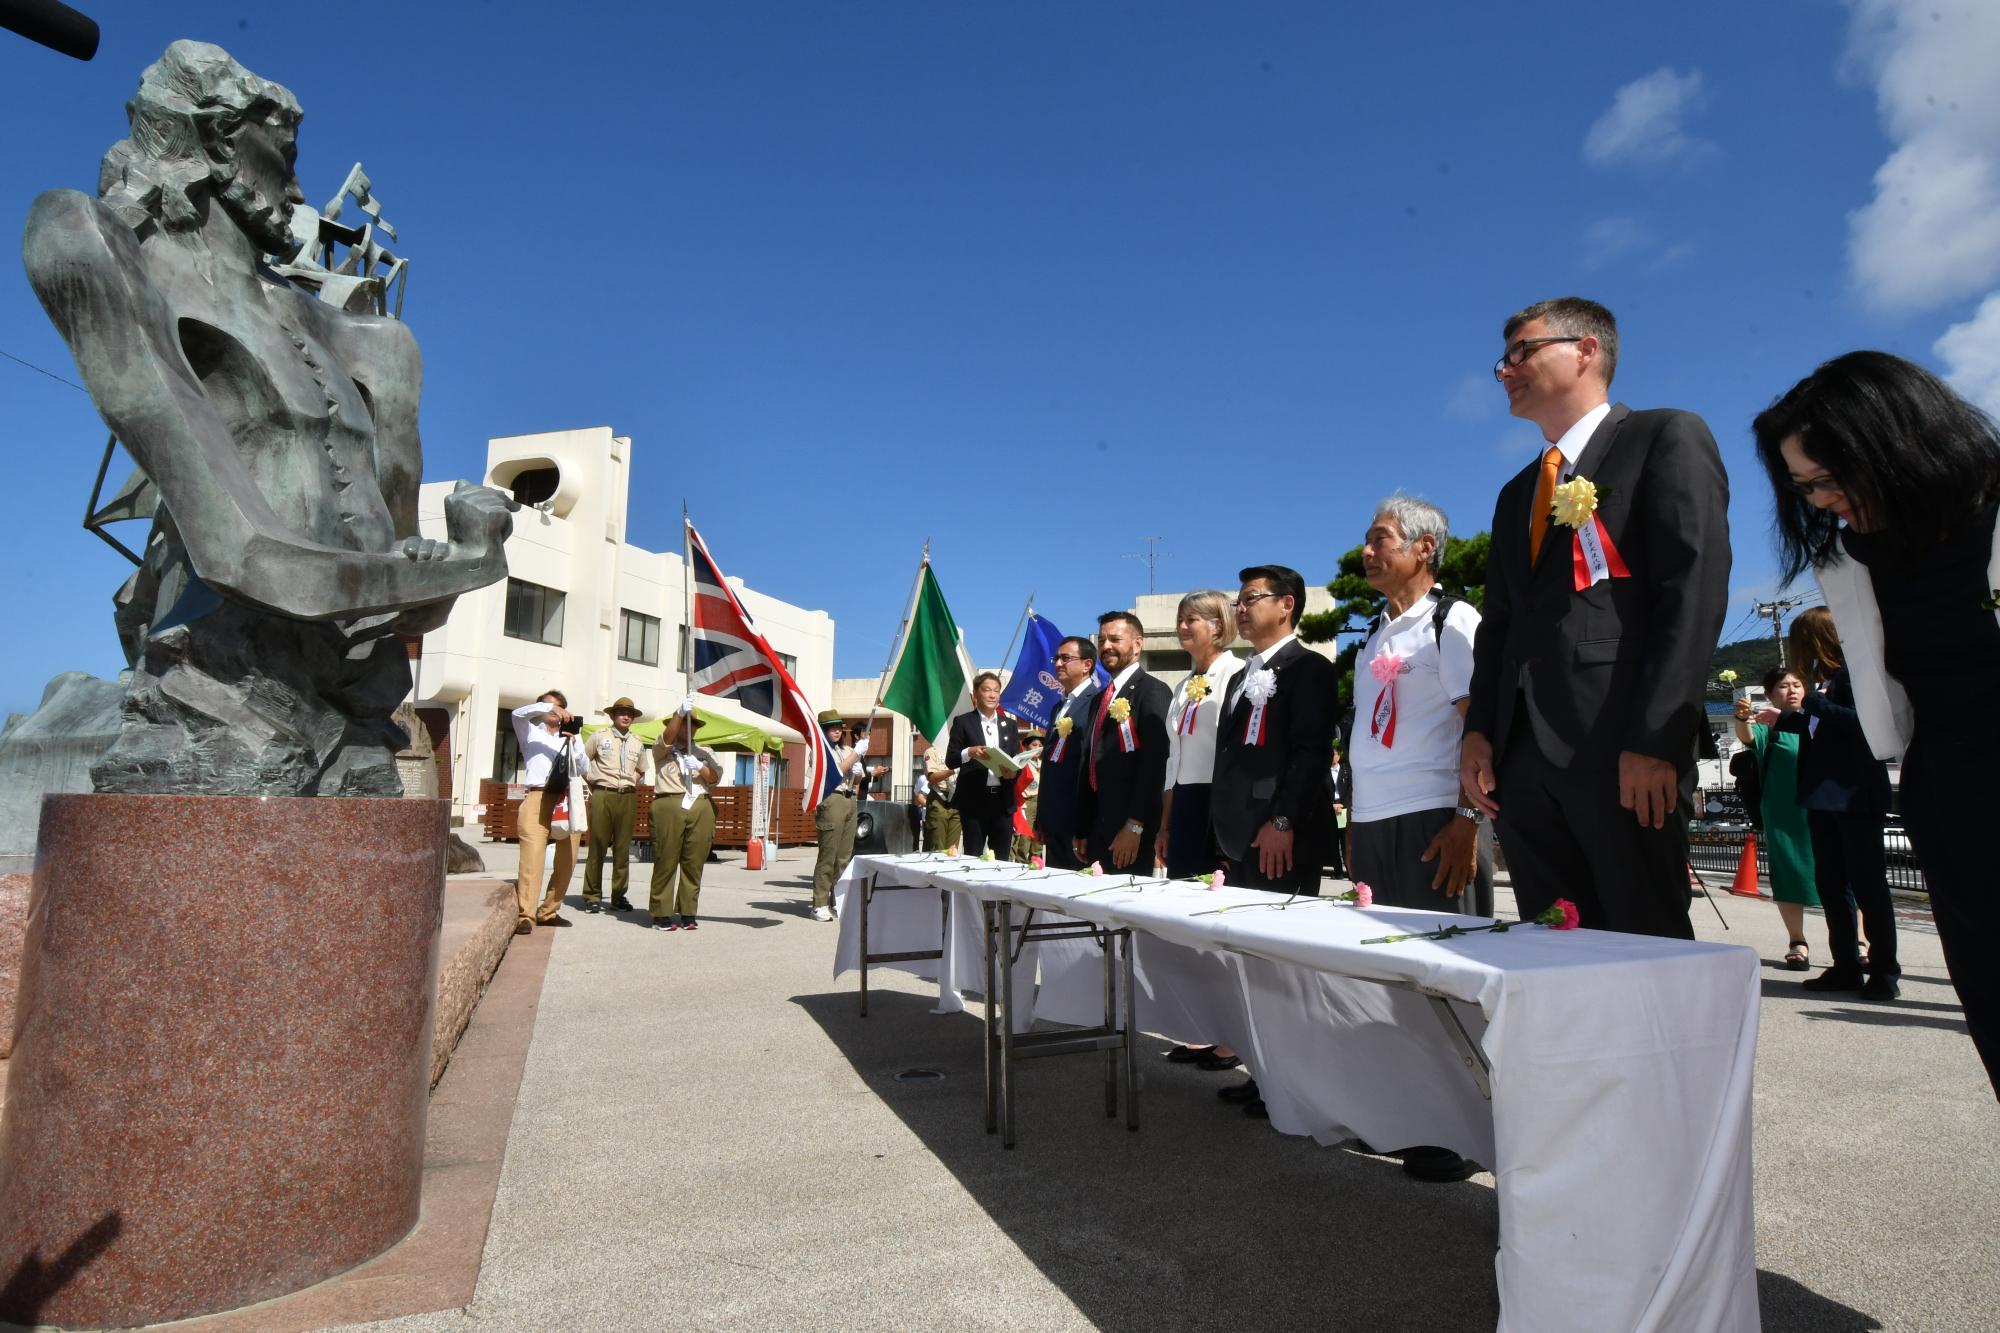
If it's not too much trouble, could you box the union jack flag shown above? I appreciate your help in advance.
[687,520,837,811]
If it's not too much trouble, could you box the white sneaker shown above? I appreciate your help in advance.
[812,905,834,922]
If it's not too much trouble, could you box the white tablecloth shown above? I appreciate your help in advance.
[832,855,1760,1333]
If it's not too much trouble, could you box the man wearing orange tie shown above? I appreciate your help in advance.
[1460,298,1730,939]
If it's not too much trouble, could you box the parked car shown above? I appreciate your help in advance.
[1883,819,1918,867]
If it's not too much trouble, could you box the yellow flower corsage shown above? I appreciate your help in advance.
[1550,477,1599,529]
[1184,675,1210,702]
[1055,715,1074,737]
[1108,698,1132,722]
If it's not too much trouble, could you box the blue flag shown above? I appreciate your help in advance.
[1000,612,1111,729]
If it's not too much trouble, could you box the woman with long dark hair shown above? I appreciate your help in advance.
[1754,350,2000,1096]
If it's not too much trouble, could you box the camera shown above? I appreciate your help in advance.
[559,717,582,736]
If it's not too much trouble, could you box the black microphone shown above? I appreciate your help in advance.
[0,0,100,60]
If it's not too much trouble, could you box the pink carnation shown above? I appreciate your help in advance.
[1089,861,1104,876]
[1552,898,1581,930]
[1031,855,1045,869]
[1353,881,1373,908]
[1211,866,1226,889]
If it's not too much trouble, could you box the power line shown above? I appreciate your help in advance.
[1123,536,1169,595]
[1752,595,1808,665]
[0,347,85,393]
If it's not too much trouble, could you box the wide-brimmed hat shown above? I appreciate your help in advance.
[601,697,645,719]
[818,709,844,727]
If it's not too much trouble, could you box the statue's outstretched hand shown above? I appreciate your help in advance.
[443,482,518,554]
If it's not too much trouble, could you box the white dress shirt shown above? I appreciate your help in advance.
[976,708,1002,787]
[1163,652,1244,790]
[1549,401,1612,478]
[511,700,569,788]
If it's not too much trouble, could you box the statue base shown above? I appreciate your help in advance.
[0,793,447,1328]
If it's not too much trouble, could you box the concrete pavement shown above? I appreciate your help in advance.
[347,846,1997,1333]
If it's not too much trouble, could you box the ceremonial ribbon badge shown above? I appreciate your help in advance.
[1051,712,1073,762]
[1240,667,1277,745]
[1177,673,1210,736]
[1367,650,1408,747]
[1108,696,1137,752]
[1550,477,1629,591]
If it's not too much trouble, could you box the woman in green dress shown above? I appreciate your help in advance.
[1734,666,1819,969]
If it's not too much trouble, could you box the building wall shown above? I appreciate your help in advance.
[413,426,835,821]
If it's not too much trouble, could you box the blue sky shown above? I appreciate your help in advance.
[6,1,1999,716]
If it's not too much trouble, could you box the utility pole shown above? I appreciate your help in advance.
[1753,596,1807,666]
[1124,536,1168,594]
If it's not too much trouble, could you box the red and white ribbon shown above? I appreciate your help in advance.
[1117,717,1137,752]
[1571,514,1631,591]
[1367,651,1407,748]
[1177,699,1201,735]
[1242,700,1268,746]
[1050,732,1068,763]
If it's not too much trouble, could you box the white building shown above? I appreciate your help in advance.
[412,427,836,822]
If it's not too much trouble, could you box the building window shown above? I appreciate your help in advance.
[509,466,560,507]
[620,609,661,665]
[504,578,565,646]
[777,650,797,677]
[733,756,789,789]
[678,624,690,672]
[493,707,522,782]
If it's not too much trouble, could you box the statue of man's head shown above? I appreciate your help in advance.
[98,40,305,254]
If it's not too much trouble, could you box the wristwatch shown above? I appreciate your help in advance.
[1455,805,1486,825]
[1272,815,1292,832]
[1123,819,1145,835]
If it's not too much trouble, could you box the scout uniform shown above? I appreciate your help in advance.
[811,711,868,914]
[582,698,648,910]
[649,709,721,928]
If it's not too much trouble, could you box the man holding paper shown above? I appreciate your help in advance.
[945,672,1022,858]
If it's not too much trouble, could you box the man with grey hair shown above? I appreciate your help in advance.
[1349,493,1491,1181]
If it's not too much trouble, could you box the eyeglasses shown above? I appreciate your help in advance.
[1790,474,1845,499]
[1052,653,1087,664]
[1492,335,1584,381]
[1231,592,1281,609]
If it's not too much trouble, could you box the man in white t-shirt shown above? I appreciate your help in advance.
[1349,493,1496,1186]
[1350,494,1494,917]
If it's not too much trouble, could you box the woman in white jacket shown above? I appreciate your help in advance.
[1753,351,2000,1098]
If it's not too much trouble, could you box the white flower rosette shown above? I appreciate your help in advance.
[1240,666,1278,745]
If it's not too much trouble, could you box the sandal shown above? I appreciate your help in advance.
[1784,940,1810,972]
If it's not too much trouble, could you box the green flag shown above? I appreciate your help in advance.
[881,563,972,741]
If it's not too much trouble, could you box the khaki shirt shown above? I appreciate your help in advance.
[585,727,647,791]
[829,744,866,795]
[651,737,720,795]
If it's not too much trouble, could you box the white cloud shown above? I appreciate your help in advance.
[1582,216,1651,268]
[1443,370,1501,422]
[1935,290,2000,417]
[1582,68,1711,167]
[1844,0,2000,311]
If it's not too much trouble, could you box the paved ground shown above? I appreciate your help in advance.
[348,846,1996,1333]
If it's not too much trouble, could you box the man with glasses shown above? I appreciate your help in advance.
[1461,297,1730,939]
[1035,636,1100,870]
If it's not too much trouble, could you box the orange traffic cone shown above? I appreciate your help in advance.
[1729,834,1763,897]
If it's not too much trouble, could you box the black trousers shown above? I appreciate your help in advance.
[1900,743,1999,1098]
[1493,719,1694,939]
[1807,808,1899,980]
[956,782,1016,858]
[1040,824,1084,870]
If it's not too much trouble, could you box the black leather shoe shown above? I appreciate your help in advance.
[611,896,635,912]
[1401,1146,1479,1182]
[1243,1098,1268,1119]
[1196,1053,1243,1072]
[1166,1045,1213,1064]
[1217,1079,1261,1105]
[1801,966,1865,992]
[1859,975,1901,1001]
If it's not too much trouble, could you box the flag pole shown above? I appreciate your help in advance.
[996,593,1034,691]
[859,540,931,770]
[681,502,695,703]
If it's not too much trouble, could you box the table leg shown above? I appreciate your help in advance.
[1101,926,1118,1118]
[982,899,998,1134]
[1121,928,1139,1132]
[858,873,871,1018]
[999,899,1016,1149]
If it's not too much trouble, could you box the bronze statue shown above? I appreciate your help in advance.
[23,40,514,796]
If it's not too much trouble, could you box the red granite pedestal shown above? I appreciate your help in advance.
[0,794,448,1329]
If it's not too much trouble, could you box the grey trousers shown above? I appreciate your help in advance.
[1350,806,1495,917]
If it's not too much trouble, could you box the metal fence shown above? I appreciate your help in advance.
[1685,823,1928,895]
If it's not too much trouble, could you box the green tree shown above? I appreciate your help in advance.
[1298,532,1490,725]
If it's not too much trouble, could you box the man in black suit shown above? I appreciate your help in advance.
[1073,613,1171,871]
[1461,297,1730,940]
[1034,636,1100,870]
[945,671,1021,858]
[1210,566,1341,894]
